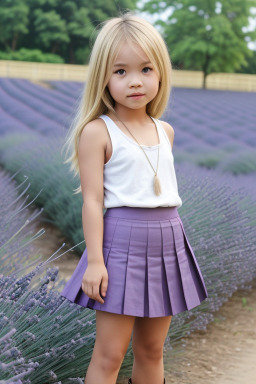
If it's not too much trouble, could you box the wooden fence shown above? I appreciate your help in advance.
[0,60,255,92]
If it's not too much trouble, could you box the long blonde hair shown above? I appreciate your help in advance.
[61,11,173,194]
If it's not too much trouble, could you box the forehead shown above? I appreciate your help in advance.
[114,41,150,64]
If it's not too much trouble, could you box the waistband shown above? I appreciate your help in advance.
[104,206,179,220]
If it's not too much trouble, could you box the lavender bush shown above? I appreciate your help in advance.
[8,79,77,115]
[0,133,84,252]
[0,80,64,137]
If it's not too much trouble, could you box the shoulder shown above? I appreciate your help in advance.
[158,120,175,149]
[80,118,107,140]
[79,118,108,149]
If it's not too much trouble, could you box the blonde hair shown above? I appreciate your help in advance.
[61,10,173,194]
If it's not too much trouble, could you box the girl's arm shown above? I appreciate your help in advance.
[78,119,106,265]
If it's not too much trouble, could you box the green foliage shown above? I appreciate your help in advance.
[0,48,64,62]
[236,49,256,74]
[74,46,92,65]
[33,9,70,49]
[0,0,138,64]
[143,0,256,85]
[0,0,29,51]
[195,153,224,169]
[220,149,256,174]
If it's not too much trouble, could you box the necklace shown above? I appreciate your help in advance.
[112,110,162,196]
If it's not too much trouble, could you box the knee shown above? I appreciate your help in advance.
[132,342,163,362]
[94,345,126,373]
[101,353,124,373]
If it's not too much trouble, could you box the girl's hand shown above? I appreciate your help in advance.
[81,262,108,304]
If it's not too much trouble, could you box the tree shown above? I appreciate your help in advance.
[33,9,70,53]
[63,0,138,63]
[0,0,29,51]
[236,49,256,73]
[0,0,138,64]
[143,0,256,88]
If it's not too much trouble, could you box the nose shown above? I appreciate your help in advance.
[129,75,143,88]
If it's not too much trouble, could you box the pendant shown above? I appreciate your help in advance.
[153,174,162,196]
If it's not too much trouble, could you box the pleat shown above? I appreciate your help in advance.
[176,216,208,298]
[60,248,89,306]
[123,220,148,317]
[146,220,166,317]
[171,218,202,311]
[60,248,86,302]
[161,220,188,315]
[96,217,131,314]
[167,217,208,313]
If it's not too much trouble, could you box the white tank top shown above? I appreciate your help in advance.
[99,114,182,209]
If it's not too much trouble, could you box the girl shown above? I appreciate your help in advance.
[60,11,208,384]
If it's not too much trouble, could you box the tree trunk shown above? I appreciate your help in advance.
[203,72,207,89]
[51,41,59,54]
[69,42,75,64]
[11,32,19,51]
[202,52,210,89]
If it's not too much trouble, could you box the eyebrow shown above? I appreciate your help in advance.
[114,61,151,67]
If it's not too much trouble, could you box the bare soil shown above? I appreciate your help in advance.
[30,218,256,384]
[164,280,256,384]
[30,79,54,89]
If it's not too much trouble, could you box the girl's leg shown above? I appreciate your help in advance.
[131,315,172,384]
[84,310,136,384]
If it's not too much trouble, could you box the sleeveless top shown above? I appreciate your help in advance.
[99,114,183,209]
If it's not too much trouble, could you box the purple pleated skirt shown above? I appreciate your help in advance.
[60,206,208,318]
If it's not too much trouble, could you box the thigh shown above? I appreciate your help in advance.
[94,310,136,356]
[132,316,172,355]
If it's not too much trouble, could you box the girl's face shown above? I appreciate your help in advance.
[107,41,160,113]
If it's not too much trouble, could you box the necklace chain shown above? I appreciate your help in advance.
[111,110,162,196]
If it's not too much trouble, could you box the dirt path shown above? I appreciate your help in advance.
[27,216,256,384]
[164,279,256,384]
[31,217,81,283]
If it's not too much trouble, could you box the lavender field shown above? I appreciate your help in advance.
[0,78,255,174]
[0,77,256,383]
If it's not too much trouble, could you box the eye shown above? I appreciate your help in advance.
[142,67,152,73]
[115,69,125,75]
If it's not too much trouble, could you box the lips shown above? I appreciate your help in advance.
[128,93,144,97]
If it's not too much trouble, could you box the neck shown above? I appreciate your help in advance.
[111,106,150,124]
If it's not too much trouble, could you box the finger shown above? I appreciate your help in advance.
[93,284,104,304]
[87,285,93,298]
[101,276,108,297]
[97,294,104,304]
[82,282,87,295]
